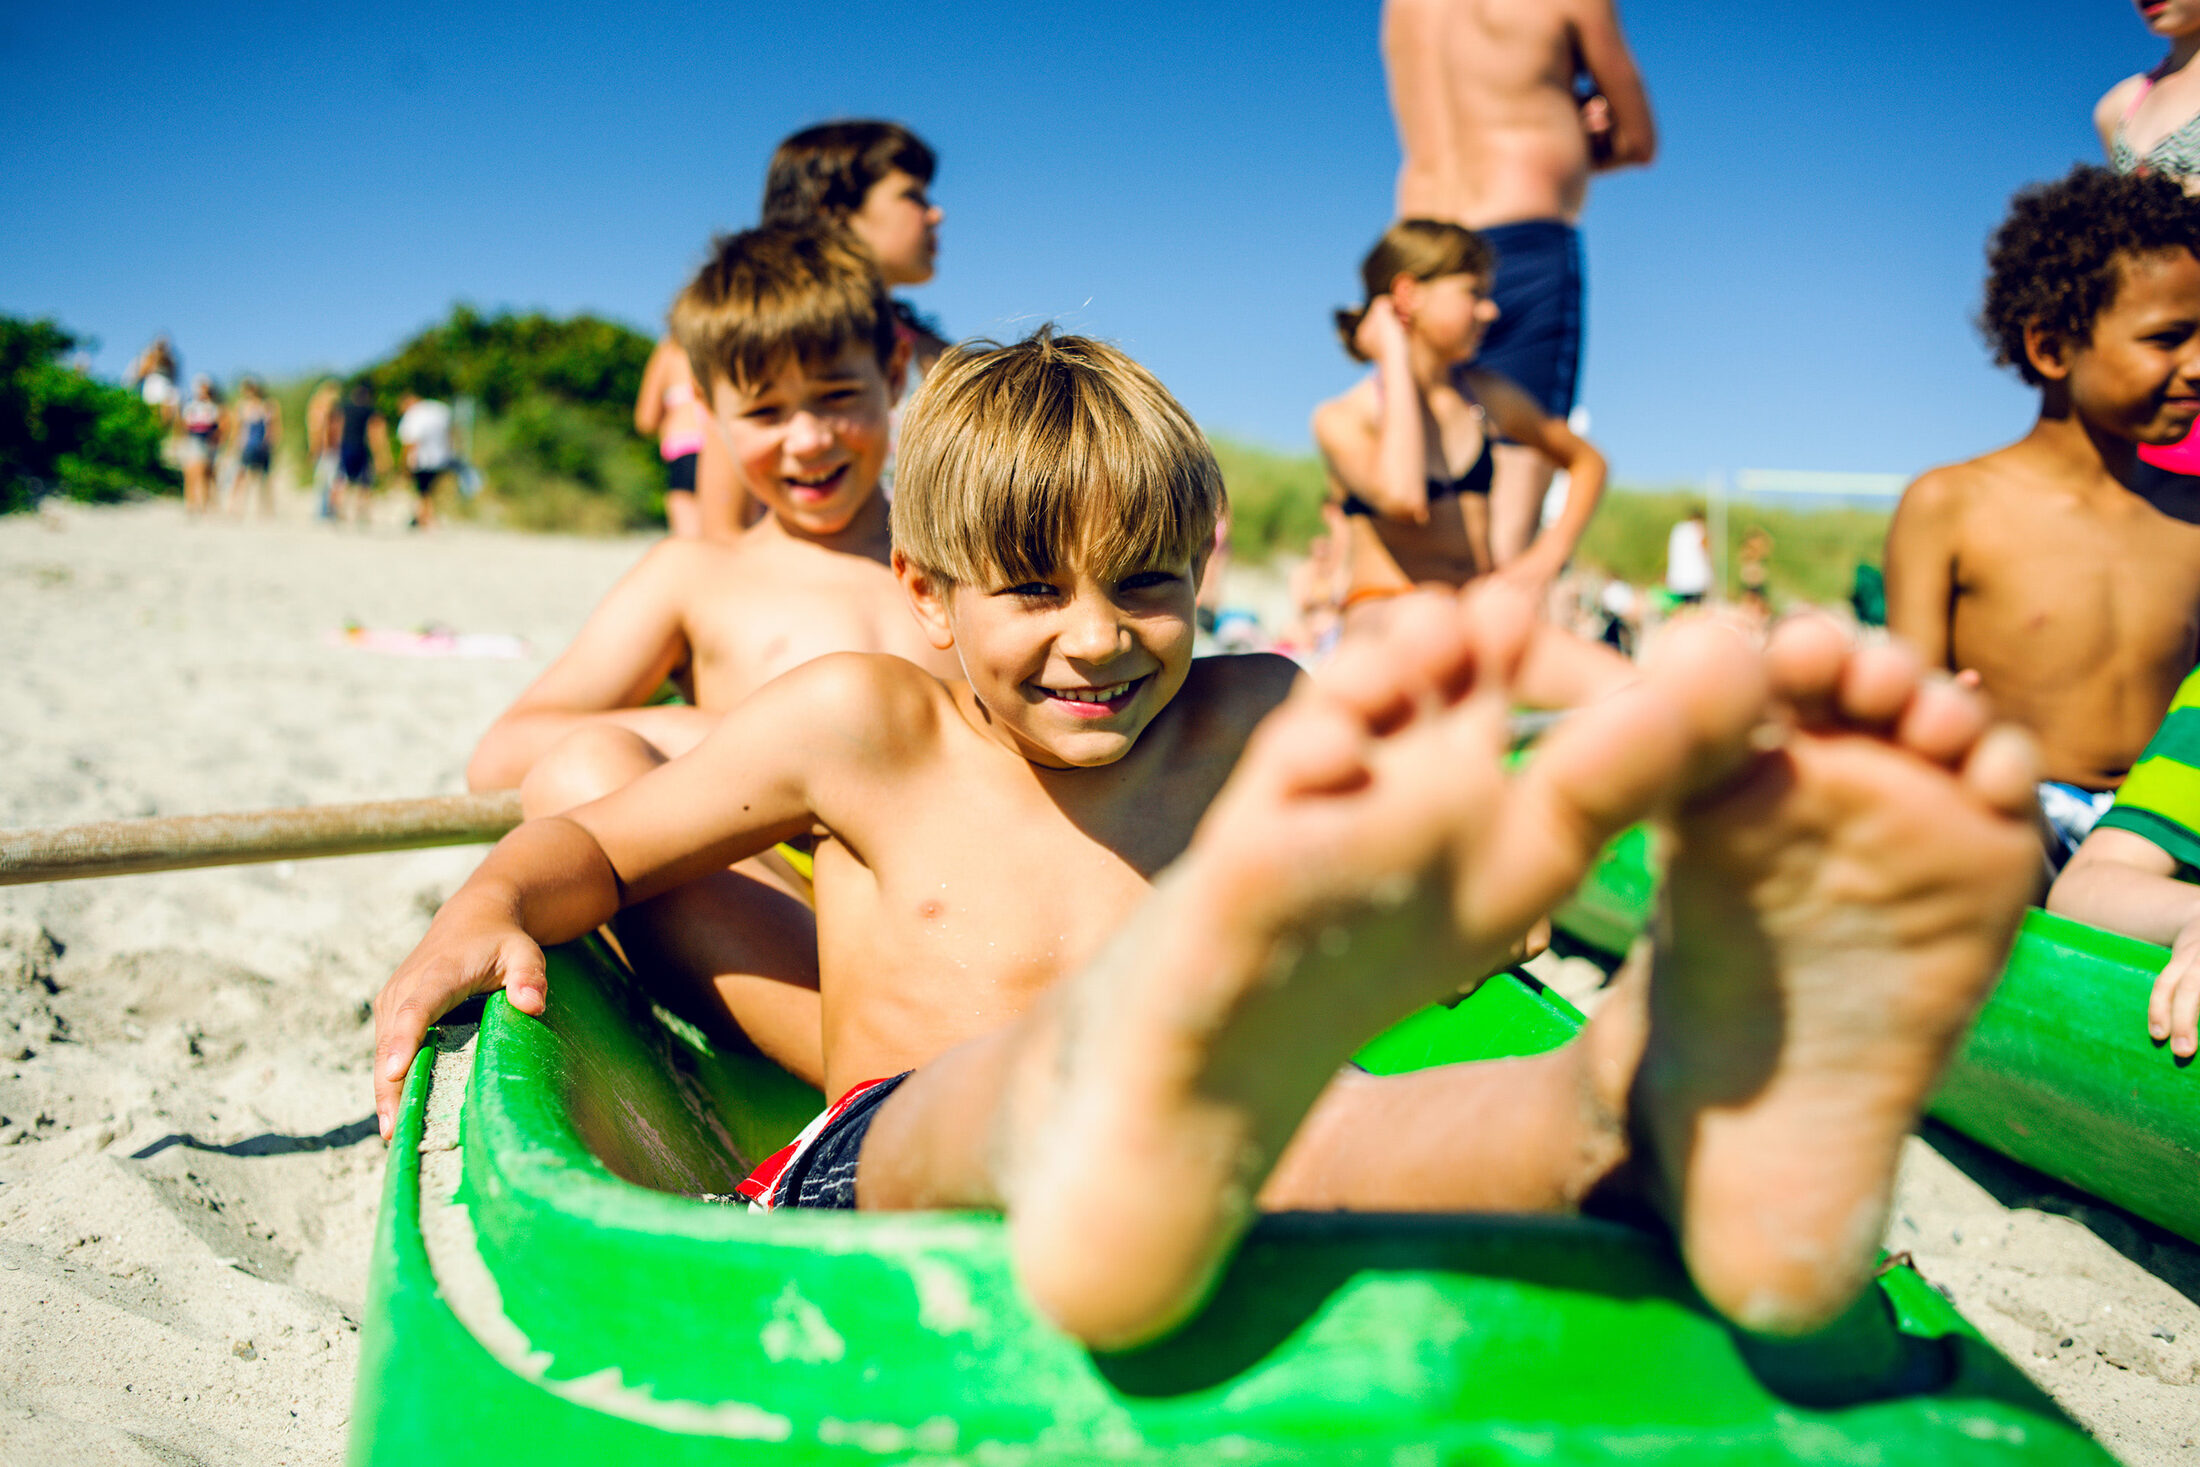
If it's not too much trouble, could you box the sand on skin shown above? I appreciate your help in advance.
[0,497,2195,1464]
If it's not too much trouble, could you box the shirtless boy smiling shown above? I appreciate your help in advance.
[380,330,2042,1355]
[1888,166,2200,868]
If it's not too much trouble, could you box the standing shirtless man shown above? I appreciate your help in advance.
[1383,0,1655,573]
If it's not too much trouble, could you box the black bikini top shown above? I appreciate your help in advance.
[1340,434,1493,518]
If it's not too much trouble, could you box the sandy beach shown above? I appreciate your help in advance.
[0,498,2195,1464]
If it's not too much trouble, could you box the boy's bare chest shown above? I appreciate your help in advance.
[684,577,945,707]
[822,757,1220,1001]
[1954,500,2200,671]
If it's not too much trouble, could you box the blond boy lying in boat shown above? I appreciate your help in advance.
[377,331,2043,1352]
[463,224,958,1087]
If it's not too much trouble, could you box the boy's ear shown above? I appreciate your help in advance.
[884,333,912,402]
[2023,321,2074,382]
[893,550,958,651]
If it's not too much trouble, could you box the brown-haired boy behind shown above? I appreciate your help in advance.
[462,223,956,1086]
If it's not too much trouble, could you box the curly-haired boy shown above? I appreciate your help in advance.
[1887,164,2200,872]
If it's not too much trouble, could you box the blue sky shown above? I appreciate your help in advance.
[0,2,2164,484]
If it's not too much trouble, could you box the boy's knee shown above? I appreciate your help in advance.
[519,726,666,819]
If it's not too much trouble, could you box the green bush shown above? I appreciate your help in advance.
[356,306,661,535]
[0,315,176,513]
[462,393,664,534]
[1209,436,1329,563]
[368,305,652,429]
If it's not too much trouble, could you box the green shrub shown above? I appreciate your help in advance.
[0,315,176,512]
[462,393,663,534]
[367,305,652,430]
[1209,436,1329,563]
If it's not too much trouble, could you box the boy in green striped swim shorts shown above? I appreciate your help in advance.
[2049,665,2200,1058]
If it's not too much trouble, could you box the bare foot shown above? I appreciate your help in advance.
[1003,589,1767,1349]
[1638,617,2040,1336]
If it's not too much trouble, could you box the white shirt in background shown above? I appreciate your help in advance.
[397,400,455,470]
[1665,519,1711,596]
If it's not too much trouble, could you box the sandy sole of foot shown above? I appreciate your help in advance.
[0,498,2193,1464]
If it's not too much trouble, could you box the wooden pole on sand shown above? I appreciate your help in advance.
[0,791,523,887]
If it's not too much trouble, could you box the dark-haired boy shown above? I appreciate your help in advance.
[379,329,2043,1356]
[692,120,947,538]
[1887,164,2200,870]
[464,223,958,1082]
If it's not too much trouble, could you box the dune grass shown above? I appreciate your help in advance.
[1207,434,1893,608]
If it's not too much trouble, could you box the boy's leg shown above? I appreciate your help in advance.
[857,588,1769,1348]
[520,725,825,1088]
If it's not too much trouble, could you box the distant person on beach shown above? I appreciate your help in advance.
[2049,665,2200,1058]
[377,328,2043,1361]
[688,120,947,539]
[129,337,179,425]
[177,375,223,515]
[633,335,707,538]
[1735,525,1772,619]
[1382,0,1654,570]
[1885,166,2200,874]
[227,377,279,518]
[1313,219,1624,704]
[333,381,389,527]
[305,379,341,520]
[1663,505,1709,607]
[395,392,455,531]
[461,225,958,1086]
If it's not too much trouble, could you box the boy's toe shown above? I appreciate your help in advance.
[1762,615,1852,718]
[1893,678,1992,768]
[1832,642,1924,729]
[1958,724,2041,818]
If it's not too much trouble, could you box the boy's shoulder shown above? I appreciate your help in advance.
[1170,652,1305,742]
[637,529,893,603]
[1897,447,2046,527]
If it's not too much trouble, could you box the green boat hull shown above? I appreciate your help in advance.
[1548,834,2200,1242]
[351,937,2107,1463]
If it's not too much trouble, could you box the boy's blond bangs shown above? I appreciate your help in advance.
[671,226,897,394]
[892,331,1225,586]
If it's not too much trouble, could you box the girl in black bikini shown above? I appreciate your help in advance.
[1313,220,1611,615]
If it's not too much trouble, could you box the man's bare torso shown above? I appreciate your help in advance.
[1385,0,1596,225]
[802,655,1299,1097]
[1931,453,2200,788]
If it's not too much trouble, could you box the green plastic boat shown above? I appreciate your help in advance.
[351,937,2107,1463]
[1548,834,2200,1243]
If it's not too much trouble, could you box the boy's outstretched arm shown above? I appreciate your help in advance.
[1884,469,1961,673]
[466,543,716,791]
[2049,826,2200,1057]
[372,816,624,1136]
[377,653,891,1135]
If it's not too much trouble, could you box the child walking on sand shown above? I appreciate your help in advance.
[378,329,2041,1353]
[1885,165,2200,872]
